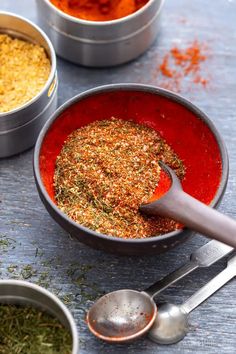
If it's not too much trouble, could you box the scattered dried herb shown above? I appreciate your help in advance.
[0,235,16,252]
[54,117,185,238]
[0,305,72,354]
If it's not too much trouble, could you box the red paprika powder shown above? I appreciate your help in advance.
[157,40,209,92]
[50,0,149,21]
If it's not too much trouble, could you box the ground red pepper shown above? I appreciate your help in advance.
[50,0,149,21]
[157,40,209,92]
[39,91,222,236]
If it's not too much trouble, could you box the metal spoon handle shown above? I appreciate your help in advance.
[145,240,232,298]
[145,261,198,297]
[181,255,236,314]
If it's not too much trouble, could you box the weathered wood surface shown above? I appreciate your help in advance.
[1,0,236,353]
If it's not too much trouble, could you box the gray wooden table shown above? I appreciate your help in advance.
[1,0,236,353]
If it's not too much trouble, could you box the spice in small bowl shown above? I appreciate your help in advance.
[34,84,227,255]
[0,33,51,113]
[54,117,185,239]
[0,304,72,353]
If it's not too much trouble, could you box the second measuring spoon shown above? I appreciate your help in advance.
[87,240,232,343]
[149,253,236,344]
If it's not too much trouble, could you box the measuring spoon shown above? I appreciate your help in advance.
[87,240,232,343]
[140,162,236,249]
[149,253,236,344]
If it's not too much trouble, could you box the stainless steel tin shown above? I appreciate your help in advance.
[36,0,165,67]
[0,12,58,157]
[0,279,79,354]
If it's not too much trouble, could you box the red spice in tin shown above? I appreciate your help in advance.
[50,0,149,22]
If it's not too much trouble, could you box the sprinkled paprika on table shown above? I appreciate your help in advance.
[157,40,209,92]
[50,0,149,21]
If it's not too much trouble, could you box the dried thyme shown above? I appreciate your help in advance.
[0,305,72,354]
[54,118,185,238]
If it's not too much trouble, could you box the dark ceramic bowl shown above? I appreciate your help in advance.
[33,84,228,256]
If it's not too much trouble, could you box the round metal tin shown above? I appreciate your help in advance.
[0,11,58,157]
[36,0,165,67]
[0,279,79,353]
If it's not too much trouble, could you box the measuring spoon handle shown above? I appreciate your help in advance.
[145,240,233,298]
[145,261,198,297]
[181,254,236,314]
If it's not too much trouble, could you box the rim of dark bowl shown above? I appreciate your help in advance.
[33,83,229,245]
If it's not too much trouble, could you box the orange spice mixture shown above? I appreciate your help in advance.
[50,0,149,21]
[54,118,185,239]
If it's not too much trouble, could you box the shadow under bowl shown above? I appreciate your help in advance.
[33,84,228,255]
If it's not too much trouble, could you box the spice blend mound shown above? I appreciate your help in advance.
[0,34,51,113]
[54,118,185,239]
[0,304,72,354]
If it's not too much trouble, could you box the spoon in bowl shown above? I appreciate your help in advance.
[149,253,236,344]
[140,162,236,249]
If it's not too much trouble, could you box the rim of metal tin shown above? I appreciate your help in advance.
[34,83,229,246]
[0,279,79,354]
[0,11,57,118]
[42,0,162,26]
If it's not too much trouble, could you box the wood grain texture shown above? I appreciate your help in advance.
[0,0,236,353]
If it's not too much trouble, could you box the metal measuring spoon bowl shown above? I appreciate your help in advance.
[149,253,236,344]
[148,303,187,344]
[87,289,157,343]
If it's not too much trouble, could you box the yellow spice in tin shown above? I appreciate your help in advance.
[0,34,51,113]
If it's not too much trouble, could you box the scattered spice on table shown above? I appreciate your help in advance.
[0,304,72,354]
[0,34,51,113]
[155,40,209,92]
[54,117,185,239]
[50,0,149,21]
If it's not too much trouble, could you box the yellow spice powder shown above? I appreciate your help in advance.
[0,34,51,113]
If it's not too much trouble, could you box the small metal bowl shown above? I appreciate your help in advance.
[0,11,58,158]
[0,279,79,353]
[33,84,229,256]
[36,0,165,67]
